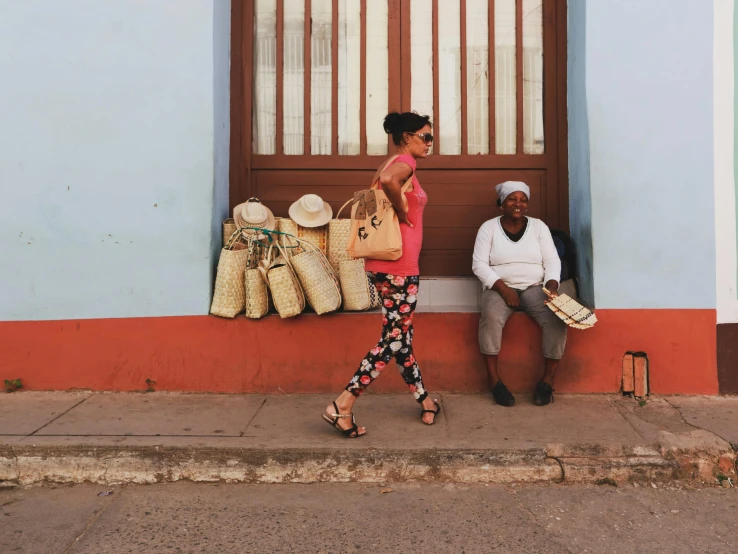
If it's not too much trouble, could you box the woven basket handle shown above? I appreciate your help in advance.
[257,245,273,286]
[224,228,245,250]
[273,235,299,269]
[335,198,353,219]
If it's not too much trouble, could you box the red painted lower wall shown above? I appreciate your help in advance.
[0,310,718,395]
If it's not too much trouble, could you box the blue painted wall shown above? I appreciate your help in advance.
[569,0,716,309]
[0,1,229,321]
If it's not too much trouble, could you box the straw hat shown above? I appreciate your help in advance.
[233,198,276,236]
[289,194,333,228]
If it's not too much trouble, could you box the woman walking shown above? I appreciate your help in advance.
[322,112,440,438]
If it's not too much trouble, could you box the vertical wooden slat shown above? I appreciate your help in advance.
[400,0,412,111]
[542,0,557,226]
[432,0,440,152]
[555,0,569,231]
[543,0,562,229]
[460,0,468,154]
[230,0,244,207]
[488,0,496,154]
[332,0,339,154]
[304,0,312,155]
[276,0,285,155]
[515,0,523,154]
[388,0,402,150]
[243,1,256,198]
[360,0,367,154]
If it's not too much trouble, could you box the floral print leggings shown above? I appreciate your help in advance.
[345,273,427,402]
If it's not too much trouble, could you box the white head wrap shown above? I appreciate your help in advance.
[495,181,530,204]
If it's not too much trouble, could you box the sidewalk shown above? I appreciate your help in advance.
[1,392,736,486]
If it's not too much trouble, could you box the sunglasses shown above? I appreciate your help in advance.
[408,132,434,144]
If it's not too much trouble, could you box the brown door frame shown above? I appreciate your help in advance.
[229,0,568,231]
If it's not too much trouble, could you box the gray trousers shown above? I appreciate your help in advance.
[478,280,576,360]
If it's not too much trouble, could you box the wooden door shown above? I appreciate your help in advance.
[230,0,568,276]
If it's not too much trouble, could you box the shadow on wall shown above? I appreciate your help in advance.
[567,0,595,306]
[210,0,232,299]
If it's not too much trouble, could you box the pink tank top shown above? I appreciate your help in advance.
[365,154,428,277]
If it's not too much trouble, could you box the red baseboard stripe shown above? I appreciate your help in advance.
[0,310,718,394]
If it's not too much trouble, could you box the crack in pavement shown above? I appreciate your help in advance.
[28,394,94,437]
[62,488,118,553]
[663,398,734,446]
[240,396,268,436]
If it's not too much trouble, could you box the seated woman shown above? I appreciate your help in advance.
[472,181,574,407]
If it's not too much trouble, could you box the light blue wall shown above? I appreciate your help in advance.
[570,0,716,309]
[0,1,228,321]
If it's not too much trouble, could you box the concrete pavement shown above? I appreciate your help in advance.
[2,482,737,553]
[0,392,736,486]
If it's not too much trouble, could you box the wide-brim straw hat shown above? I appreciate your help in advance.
[233,198,276,236]
[289,194,333,228]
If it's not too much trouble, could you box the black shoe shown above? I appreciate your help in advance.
[492,381,515,407]
[533,381,554,406]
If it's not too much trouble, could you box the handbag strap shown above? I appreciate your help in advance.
[369,155,400,191]
[335,155,413,218]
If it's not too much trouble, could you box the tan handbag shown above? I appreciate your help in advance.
[289,236,342,315]
[346,155,412,261]
[210,230,252,318]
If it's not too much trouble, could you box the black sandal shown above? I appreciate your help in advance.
[421,399,441,425]
[322,401,365,438]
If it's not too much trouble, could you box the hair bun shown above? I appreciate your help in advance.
[383,112,401,135]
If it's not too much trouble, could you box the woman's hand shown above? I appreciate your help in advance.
[397,211,414,227]
[493,280,520,308]
[545,280,559,297]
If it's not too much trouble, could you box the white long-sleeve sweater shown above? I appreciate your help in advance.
[472,216,561,291]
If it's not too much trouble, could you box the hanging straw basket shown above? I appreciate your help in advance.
[327,199,354,272]
[288,235,342,315]
[339,259,376,311]
[267,242,305,318]
[243,245,272,319]
[210,230,253,318]
[278,217,328,256]
[222,218,237,247]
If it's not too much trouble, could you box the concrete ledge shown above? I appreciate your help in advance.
[2,446,561,486]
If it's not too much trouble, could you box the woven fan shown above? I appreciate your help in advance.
[542,288,597,329]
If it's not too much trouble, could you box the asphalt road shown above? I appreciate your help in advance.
[1,482,736,553]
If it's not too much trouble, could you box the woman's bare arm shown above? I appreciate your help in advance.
[379,162,413,226]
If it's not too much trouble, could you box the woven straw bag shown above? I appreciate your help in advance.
[244,268,269,319]
[328,202,353,272]
[222,218,237,247]
[267,242,305,318]
[210,230,252,318]
[243,244,272,319]
[278,217,328,256]
[289,236,342,315]
[339,259,371,311]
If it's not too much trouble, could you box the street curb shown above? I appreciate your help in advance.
[0,443,679,486]
[1,438,733,486]
[0,445,562,485]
